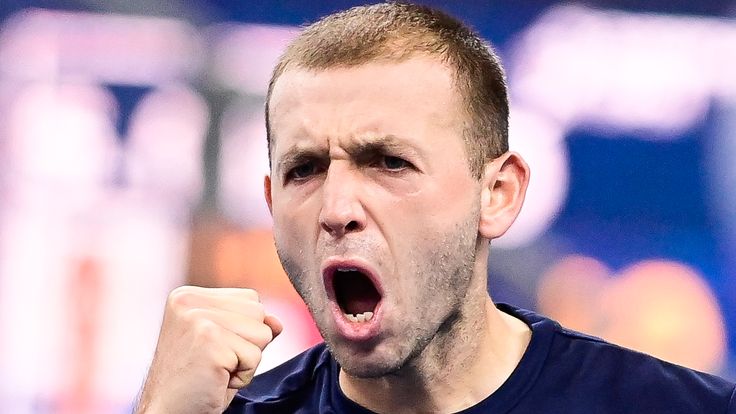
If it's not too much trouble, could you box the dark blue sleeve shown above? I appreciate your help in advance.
[224,343,337,414]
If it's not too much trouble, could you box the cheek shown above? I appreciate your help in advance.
[385,181,479,278]
[273,194,320,241]
[390,178,478,228]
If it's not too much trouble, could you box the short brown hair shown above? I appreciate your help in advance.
[265,2,509,178]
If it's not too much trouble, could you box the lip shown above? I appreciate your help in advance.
[321,256,385,342]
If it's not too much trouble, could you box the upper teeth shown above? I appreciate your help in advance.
[345,311,374,323]
[337,268,358,272]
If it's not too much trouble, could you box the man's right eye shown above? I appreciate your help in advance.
[287,162,319,181]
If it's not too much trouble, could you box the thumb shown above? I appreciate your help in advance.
[264,314,284,340]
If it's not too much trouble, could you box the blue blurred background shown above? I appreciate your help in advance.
[1,1,734,413]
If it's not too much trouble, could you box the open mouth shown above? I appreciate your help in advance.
[333,268,381,322]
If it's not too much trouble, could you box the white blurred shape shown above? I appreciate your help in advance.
[510,5,736,138]
[0,9,202,85]
[0,190,190,409]
[5,82,118,196]
[0,11,207,411]
[497,106,567,248]
[126,84,209,207]
[208,23,299,94]
[218,101,273,228]
[0,204,81,410]
[90,193,190,403]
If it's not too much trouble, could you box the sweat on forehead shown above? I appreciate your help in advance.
[264,2,510,177]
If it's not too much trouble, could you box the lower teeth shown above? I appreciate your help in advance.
[345,311,374,323]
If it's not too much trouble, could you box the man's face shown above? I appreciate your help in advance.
[266,56,484,377]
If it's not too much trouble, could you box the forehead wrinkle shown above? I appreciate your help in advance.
[343,133,423,158]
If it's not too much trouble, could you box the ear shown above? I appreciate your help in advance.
[264,175,273,216]
[478,152,530,240]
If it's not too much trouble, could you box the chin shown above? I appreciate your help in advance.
[337,354,401,379]
[327,338,409,379]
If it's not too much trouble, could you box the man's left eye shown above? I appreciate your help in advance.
[381,156,410,170]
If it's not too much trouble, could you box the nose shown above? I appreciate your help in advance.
[318,164,366,238]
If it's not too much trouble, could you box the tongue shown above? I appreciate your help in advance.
[344,296,378,315]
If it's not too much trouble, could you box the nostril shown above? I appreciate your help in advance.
[345,220,359,232]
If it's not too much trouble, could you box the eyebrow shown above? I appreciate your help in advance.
[276,146,328,176]
[275,134,421,174]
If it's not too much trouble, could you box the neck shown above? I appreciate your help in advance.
[338,259,531,414]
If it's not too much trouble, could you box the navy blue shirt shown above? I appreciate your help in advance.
[226,304,736,413]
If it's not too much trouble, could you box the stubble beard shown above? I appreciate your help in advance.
[274,209,481,380]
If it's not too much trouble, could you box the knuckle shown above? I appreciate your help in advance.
[242,288,260,302]
[241,342,263,368]
[180,307,202,324]
[167,286,197,310]
[193,319,220,342]
[253,324,274,348]
[249,348,263,367]
[246,301,266,321]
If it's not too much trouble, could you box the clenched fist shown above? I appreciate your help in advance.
[134,286,283,414]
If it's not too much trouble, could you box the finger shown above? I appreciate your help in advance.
[188,321,262,390]
[221,331,263,389]
[184,308,274,349]
[171,289,266,320]
[264,314,284,339]
[173,285,261,301]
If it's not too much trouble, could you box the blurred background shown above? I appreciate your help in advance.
[1,0,735,412]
